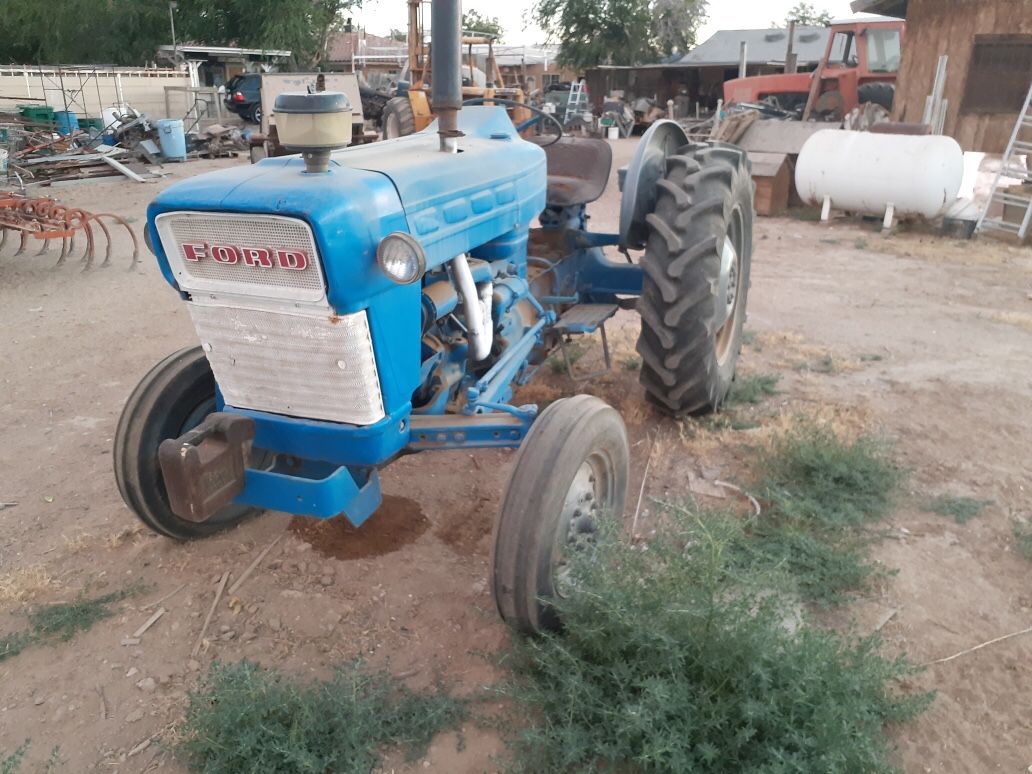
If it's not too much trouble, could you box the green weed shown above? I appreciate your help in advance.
[1,742,29,774]
[925,495,991,525]
[741,329,758,347]
[1012,520,1032,561]
[0,585,142,664]
[797,354,836,374]
[860,353,884,362]
[726,373,780,406]
[743,425,904,606]
[855,238,870,250]
[178,661,466,774]
[621,355,642,371]
[503,507,928,774]
[549,341,588,374]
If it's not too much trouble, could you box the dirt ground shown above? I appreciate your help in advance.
[1,138,1031,773]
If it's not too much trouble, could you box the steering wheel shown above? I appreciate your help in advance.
[462,97,565,146]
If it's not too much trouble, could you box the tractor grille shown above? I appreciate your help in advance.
[155,212,326,303]
[187,300,386,426]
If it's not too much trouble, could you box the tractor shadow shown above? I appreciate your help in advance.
[287,495,430,559]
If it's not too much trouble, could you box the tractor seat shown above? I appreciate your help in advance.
[528,136,612,208]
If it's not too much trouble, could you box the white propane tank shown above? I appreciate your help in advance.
[794,130,964,219]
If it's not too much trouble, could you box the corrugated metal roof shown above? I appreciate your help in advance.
[675,26,830,67]
[850,0,907,17]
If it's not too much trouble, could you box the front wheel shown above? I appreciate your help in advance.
[491,396,630,634]
[381,96,416,139]
[636,142,754,416]
[113,346,262,540]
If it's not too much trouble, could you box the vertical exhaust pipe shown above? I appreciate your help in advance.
[431,0,462,153]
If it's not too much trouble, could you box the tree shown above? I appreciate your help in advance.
[462,10,504,40]
[534,0,707,70]
[653,0,707,58]
[0,0,359,69]
[783,2,833,27]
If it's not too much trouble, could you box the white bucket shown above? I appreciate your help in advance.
[607,126,619,140]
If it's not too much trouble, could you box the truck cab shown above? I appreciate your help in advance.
[723,19,905,120]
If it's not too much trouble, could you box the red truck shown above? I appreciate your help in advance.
[723,19,905,121]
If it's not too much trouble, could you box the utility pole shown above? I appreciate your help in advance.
[169,1,179,65]
[785,20,798,74]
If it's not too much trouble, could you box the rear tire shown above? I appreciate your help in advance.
[382,96,416,139]
[491,396,629,634]
[636,142,754,416]
[113,346,261,541]
[858,82,895,112]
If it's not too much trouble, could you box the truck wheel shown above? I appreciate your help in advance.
[382,96,416,139]
[858,82,895,112]
[492,395,629,634]
[113,346,261,541]
[636,143,753,416]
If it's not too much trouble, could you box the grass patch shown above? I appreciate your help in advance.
[178,660,466,774]
[0,585,142,664]
[726,373,780,406]
[741,329,758,347]
[860,353,884,362]
[796,354,836,374]
[1012,520,1032,562]
[621,355,641,371]
[1,742,29,774]
[549,341,588,375]
[742,425,904,606]
[503,508,928,773]
[855,238,870,250]
[924,495,991,524]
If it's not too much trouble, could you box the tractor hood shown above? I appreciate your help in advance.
[147,107,546,313]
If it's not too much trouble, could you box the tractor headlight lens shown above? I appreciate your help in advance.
[376,233,426,285]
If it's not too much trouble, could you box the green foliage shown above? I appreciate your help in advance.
[0,586,141,664]
[0,0,357,68]
[783,2,833,27]
[744,425,904,605]
[1012,519,1032,562]
[463,10,504,40]
[178,661,467,774]
[503,507,928,773]
[925,495,991,525]
[797,354,836,374]
[726,373,780,406]
[549,341,588,374]
[621,355,642,371]
[534,0,707,69]
[1,742,29,774]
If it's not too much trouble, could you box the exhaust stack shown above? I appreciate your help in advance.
[430,0,462,153]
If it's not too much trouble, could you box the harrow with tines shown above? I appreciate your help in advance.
[0,192,139,269]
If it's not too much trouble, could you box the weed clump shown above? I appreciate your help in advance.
[504,510,927,773]
[726,373,780,406]
[0,586,142,664]
[742,425,904,606]
[178,660,466,774]
[1013,520,1032,562]
[924,495,990,524]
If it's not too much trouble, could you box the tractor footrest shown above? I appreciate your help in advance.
[553,303,619,334]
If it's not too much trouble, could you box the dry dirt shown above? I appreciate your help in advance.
[1,139,1031,773]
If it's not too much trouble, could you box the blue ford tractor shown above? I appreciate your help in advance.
[115,0,754,634]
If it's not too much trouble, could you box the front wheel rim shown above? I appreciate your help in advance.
[551,454,613,597]
[715,206,745,365]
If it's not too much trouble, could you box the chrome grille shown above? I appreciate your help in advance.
[155,212,326,303]
[187,300,385,426]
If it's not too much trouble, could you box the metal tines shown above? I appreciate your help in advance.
[0,191,139,270]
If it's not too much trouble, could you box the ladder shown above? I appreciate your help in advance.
[563,79,587,125]
[976,81,1032,241]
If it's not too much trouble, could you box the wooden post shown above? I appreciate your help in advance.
[738,42,748,79]
[785,21,798,74]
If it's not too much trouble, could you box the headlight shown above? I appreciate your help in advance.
[376,232,426,285]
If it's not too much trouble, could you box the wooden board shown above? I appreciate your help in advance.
[747,151,791,216]
[736,120,833,155]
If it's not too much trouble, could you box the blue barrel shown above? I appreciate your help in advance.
[55,110,79,136]
[157,118,187,161]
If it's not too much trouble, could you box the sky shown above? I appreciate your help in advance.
[349,1,868,47]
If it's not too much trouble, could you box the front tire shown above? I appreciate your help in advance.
[113,346,261,540]
[636,142,754,416]
[492,396,630,634]
[381,96,416,139]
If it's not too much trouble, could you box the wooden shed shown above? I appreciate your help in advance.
[853,0,1032,153]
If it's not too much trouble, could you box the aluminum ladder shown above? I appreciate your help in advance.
[563,80,587,125]
[976,81,1032,241]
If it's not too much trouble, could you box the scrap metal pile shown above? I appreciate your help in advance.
[0,191,138,269]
